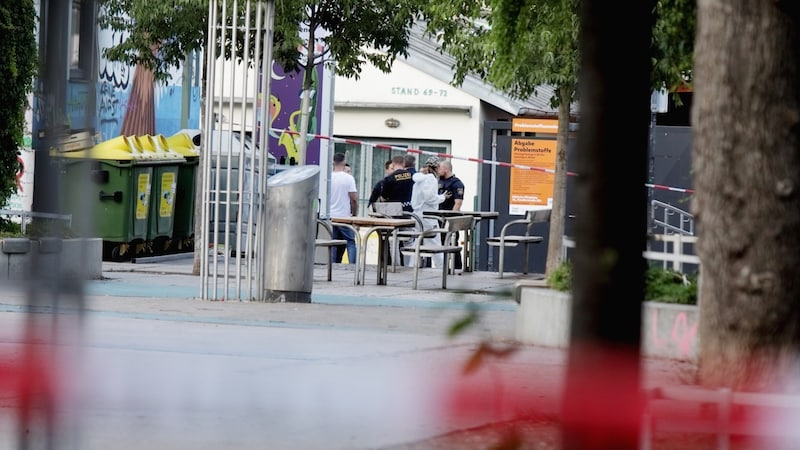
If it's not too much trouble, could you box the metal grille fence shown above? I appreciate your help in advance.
[199,0,275,301]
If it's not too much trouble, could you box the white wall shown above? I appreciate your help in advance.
[333,61,487,208]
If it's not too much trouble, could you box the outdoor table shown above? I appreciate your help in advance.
[331,216,416,285]
[423,210,499,272]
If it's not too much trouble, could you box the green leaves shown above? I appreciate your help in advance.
[98,0,208,83]
[547,260,698,305]
[422,0,694,105]
[0,0,36,209]
[448,302,481,337]
[97,0,425,84]
[652,0,695,91]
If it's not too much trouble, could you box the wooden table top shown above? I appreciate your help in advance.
[423,210,500,219]
[331,216,416,228]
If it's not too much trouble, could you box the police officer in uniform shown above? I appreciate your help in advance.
[437,159,465,269]
[380,155,414,212]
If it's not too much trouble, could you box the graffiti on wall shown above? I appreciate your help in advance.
[7,136,35,213]
[264,62,323,165]
[647,308,699,359]
[96,29,200,141]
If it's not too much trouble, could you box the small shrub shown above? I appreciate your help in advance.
[25,218,75,239]
[546,260,698,305]
[0,217,22,238]
[0,217,74,239]
[547,260,572,292]
[645,266,698,305]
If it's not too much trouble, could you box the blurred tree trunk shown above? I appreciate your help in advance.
[545,88,572,276]
[693,0,800,391]
[120,63,155,136]
[561,0,653,448]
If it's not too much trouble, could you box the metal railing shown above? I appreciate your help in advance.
[562,234,699,274]
[644,234,699,273]
[642,385,800,450]
[0,209,73,234]
[651,200,694,236]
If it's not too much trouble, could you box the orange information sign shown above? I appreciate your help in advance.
[511,118,558,134]
[509,138,556,215]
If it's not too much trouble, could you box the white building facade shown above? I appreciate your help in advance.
[331,27,558,215]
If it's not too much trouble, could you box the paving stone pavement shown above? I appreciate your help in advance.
[0,253,693,450]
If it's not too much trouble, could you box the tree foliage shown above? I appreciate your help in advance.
[97,0,423,82]
[97,0,424,164]
[421,0,695,275]
[653,0,695,92]
[424,0,693,105]
[0,0,37,209]
[98,0,209,84]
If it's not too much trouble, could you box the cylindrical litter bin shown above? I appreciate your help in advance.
[166,132,200,252]
[263,165,320,303]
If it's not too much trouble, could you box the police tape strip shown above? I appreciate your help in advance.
[268,128,695,195]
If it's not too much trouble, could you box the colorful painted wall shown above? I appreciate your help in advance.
[96,29,201,141]
[263,63,325,165]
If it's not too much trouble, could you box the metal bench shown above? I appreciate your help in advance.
[315,219,347,282]
[486,209,551,279]
[399,215,474,289]
[370,202,424,272]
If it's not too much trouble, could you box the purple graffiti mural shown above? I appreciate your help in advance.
[260,62,324,165]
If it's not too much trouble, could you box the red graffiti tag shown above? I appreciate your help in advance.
[670,312,698,357]
[650,308,667,348]
[16,156,24,192]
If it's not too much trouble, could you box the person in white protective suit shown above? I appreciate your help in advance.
[409,156,450,268]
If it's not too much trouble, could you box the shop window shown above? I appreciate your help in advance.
[334,139,450,216]
[70,0,94,80]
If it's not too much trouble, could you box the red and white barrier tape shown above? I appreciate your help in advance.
[270,128,695,195]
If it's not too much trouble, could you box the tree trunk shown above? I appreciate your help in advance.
[561,0,653,448]
[544,87,573,276]
[119,64,155,137]
[692,0,800,392]
[297,23,317,166]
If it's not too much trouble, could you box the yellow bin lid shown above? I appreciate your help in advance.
[138,134,186,161]
[165,132,199,157]
[56,135,146,160]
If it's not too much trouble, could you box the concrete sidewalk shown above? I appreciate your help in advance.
[97,252,541,308]
[0,254,695,450]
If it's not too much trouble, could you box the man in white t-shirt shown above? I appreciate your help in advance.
[329,152,358,263]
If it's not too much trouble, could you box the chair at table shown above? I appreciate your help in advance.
[370,202,423,272]
[486,209,551,279]
[315,218,348,282]
[399,215,474,289]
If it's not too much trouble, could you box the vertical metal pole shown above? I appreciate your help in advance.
[648,108,656,233]
[181,55,191,130]
[255,0,275,300]
[487,128,498,271]
[200,0,219,299]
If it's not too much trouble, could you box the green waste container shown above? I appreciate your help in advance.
[137,135,185,252]
[166,132,200,251]
[56,135,155,258]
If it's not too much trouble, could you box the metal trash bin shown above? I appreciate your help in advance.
[138,135,185,253]
[165,132,200,252]
[263,165,320,303]
[56,135,155,260]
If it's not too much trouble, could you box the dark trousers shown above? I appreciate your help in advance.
[440,231,462,270]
